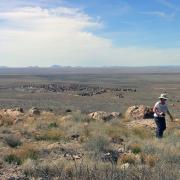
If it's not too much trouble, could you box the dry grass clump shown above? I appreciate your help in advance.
[79,123,91,142]
[131,127,153,139]
[119,153,136,165]
[70,111,94,123]
[59,111,94,124]
[78,120,107,142]
[85,136,109,153]
[105,124,130,139]
[34,129,65,141]
[140,153,158,167]
[22,158,37,177]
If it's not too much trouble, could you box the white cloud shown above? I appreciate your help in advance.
[140,11,175,19]
[156,0,179,10]
[0,6,180,67]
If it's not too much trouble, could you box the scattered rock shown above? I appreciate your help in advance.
[120,163,130,170]
[71,134,80,140]
[101,150,120,164]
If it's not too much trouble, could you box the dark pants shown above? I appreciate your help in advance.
[154,117,166,138]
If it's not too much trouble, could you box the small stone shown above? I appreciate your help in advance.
[120,163,130,169]
[29,107,40,116]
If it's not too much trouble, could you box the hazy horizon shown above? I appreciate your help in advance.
[1,65,180,68]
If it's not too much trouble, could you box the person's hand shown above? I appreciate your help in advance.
[160,112,165,116]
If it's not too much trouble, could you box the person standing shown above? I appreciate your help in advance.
[153,94,173,138]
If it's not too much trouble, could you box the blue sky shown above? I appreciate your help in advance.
[63,0,180,48]
[0,0,180,67]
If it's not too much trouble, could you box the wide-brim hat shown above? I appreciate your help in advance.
[159,94,168,100]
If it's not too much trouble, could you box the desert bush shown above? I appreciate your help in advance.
[82,125,90,138]
[140,153,158,167]
[4,135,22,148]
[85,136,110,158]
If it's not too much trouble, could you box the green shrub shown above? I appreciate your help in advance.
[48,122,58,128]
[128,143,142,154]
[4,154,22,165]
[4,135,22,148]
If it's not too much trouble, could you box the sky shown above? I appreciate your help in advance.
[0,0,180,67]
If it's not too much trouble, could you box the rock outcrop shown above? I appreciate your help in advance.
[0,108,24,125]
[125,105,154,120]
[89,111,122,121]
[0,108,24,118]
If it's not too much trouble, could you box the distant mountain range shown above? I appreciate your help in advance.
[0,65,180,75]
